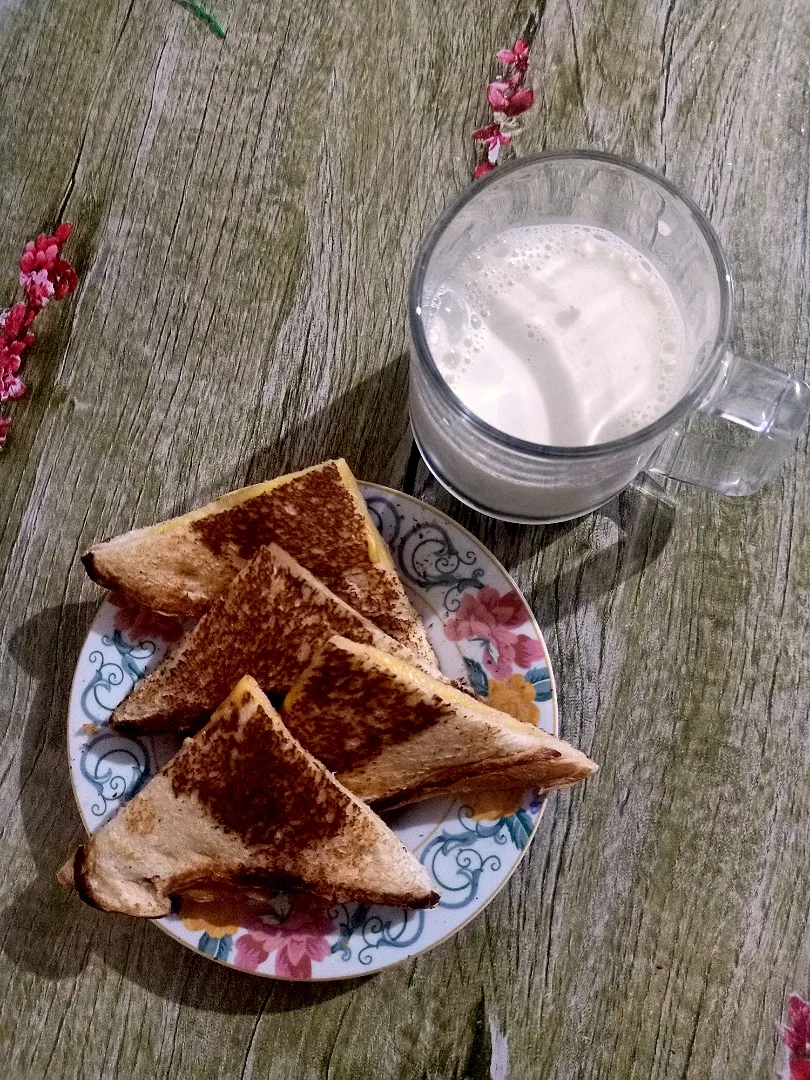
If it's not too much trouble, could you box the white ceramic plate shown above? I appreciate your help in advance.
[68,484,557,979]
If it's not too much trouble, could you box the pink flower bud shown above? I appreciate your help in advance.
[486,81,511,112]
[474,161,496,178]
[502,87,534,116]
[1,374,25,401]
[4,303,27,340]
[22,269,55,308]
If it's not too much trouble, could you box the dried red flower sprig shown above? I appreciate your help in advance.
[0,223,77,449]
[473,38,535,179]
[780,995,810,1080]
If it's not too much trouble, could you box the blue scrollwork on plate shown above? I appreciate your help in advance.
[80,732,151,818]
[329,903,426,966]
[78,627,158,818]
[80,629,156,725]
[366,494,484,611]
[419,804,536,910]
[365,495,405,547]
[327,801,538,964]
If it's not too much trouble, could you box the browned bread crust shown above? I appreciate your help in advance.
[82,459,435,667]
[109,544,436,737]
[282,637,597,809]
[59,677,439,915]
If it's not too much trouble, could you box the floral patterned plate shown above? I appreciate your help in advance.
[68,484,557,980]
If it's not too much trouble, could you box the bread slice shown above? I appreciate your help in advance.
[82,458,435,668]
[282,637,597,810]
[109,543,437,737]
[58,676,438,916]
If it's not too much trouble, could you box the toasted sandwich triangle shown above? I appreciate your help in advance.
[82,458,435,668]
[109,543,438,736]
[282,636,598,810]
[59,676,438,916]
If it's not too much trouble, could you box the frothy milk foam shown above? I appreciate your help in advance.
[423,224,690,446]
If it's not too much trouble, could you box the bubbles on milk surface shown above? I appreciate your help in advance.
[422,223,689,446]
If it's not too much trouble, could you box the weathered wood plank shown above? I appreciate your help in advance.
[1,0,809,1077]
[0,2,540,1079]
[416,2,810,1078]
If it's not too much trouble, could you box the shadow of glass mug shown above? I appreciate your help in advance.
[408,151,810,524]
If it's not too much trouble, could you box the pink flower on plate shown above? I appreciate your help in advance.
[446,586,529,634]
[233,931,272,970]
[19,239,59,276]
[497,38,530,73]
[445,586,544,679]
[233,908,335,978]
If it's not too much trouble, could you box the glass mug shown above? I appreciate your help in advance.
[409,151,810,523]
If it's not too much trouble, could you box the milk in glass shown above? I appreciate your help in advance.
[423,224,689,449]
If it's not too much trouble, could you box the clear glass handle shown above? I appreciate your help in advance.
[648,352,810,495]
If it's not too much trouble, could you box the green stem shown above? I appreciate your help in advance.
[183,0,225,38]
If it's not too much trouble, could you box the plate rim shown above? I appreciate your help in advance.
[66,481,558,980]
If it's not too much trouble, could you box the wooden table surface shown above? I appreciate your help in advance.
[2,1,809,1077]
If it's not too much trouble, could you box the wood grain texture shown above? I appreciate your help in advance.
[0,0,808,1077]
